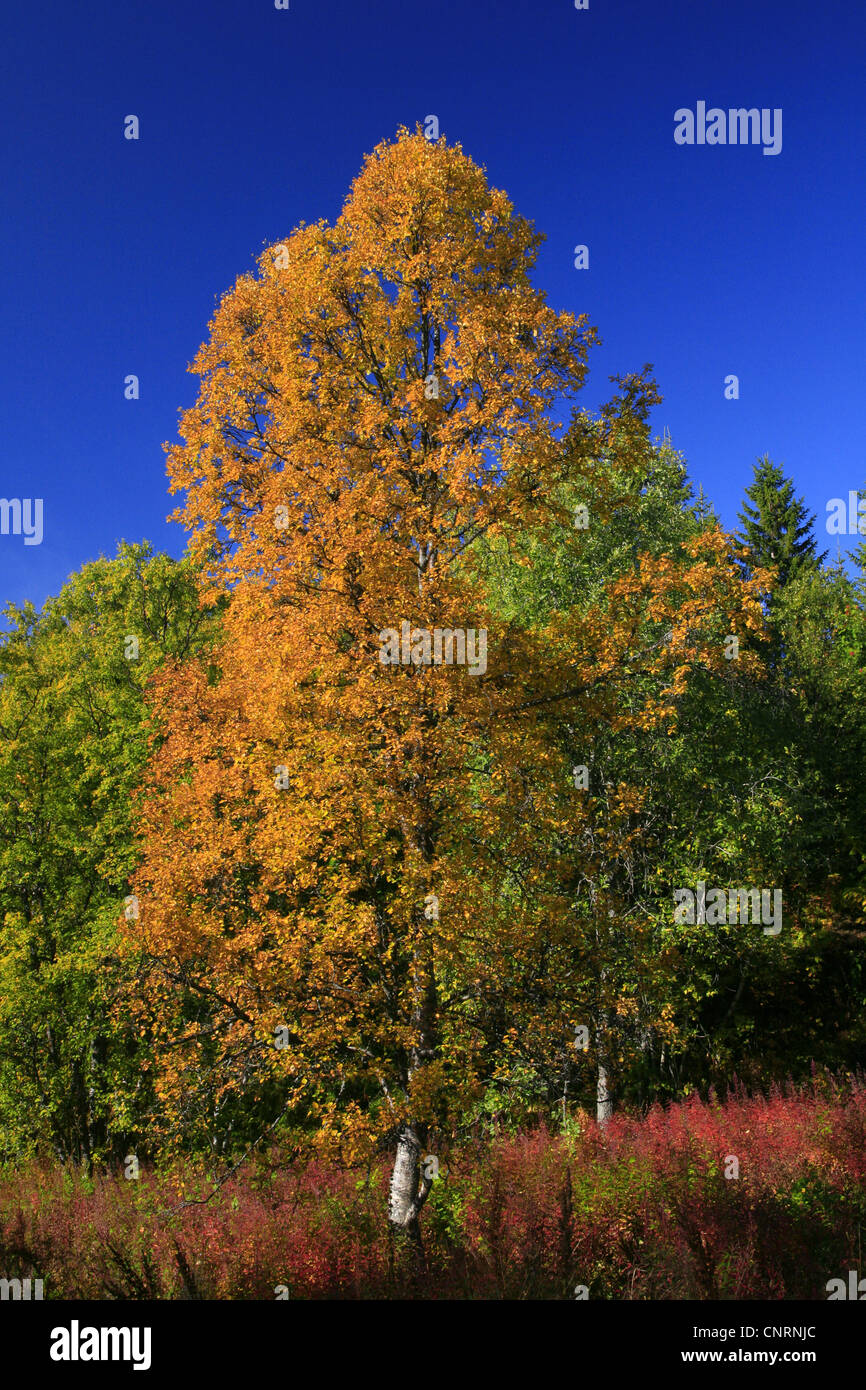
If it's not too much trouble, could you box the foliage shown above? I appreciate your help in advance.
[0,131,864,1277]
[737,454,825,592]
[0,543,219,1165]
[123,130,766,1191]
[1,1076,863,1299]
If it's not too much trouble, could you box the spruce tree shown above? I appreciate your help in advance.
[851,485,866,592]
[737,455,825,587]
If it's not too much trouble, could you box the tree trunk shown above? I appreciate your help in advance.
[387,927,436,1272]
[388,1123,431,1279]
[594,916,614,1128]
[389,1123,422,1228]
[596,1060,614,1127]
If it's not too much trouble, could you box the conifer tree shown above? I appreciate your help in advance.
[737,455,825,588]
[850,485,866,593]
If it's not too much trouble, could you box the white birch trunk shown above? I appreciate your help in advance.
[596,1061,614,1127]
[389,1124,422,1228]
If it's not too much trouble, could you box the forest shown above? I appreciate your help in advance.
[1,128,864,1299]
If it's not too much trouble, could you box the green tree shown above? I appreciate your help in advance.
[474,427,866,1115]
[737,455,826,589]
[0,542,217,1166]
[850,485,866,591]
[466,390,775,1121]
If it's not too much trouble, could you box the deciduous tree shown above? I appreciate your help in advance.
[127,130,768,1256]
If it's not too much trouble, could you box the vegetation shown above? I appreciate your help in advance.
[0,129,862,1293]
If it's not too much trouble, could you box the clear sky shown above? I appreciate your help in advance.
[1,0,863,612]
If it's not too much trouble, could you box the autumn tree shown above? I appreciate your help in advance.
[127,129,767,1256]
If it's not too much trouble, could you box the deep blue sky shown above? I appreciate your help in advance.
[1,0,864,611]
